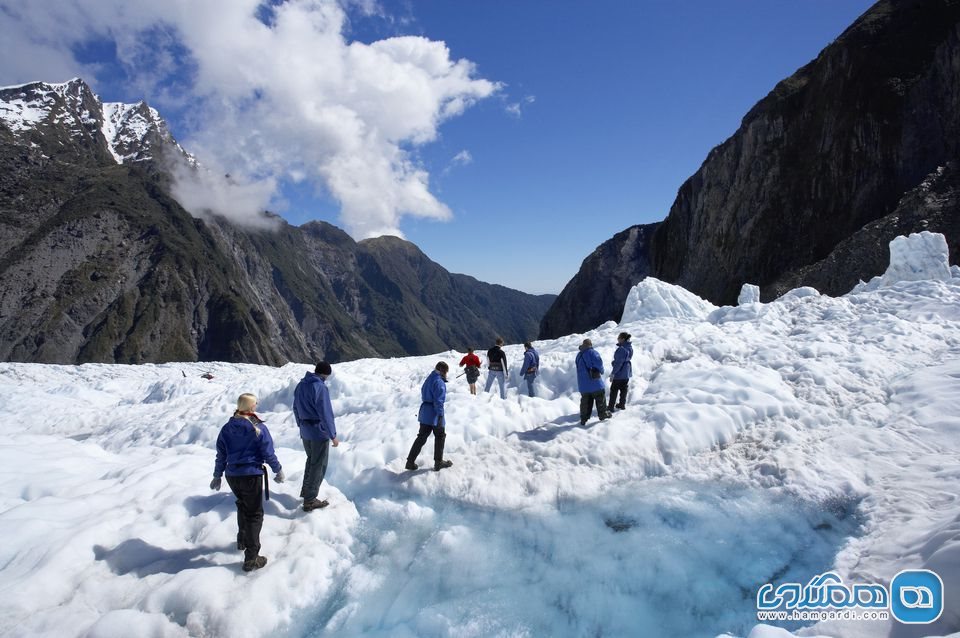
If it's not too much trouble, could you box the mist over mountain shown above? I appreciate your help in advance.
[540,0,960,339]
[0,79,553,365]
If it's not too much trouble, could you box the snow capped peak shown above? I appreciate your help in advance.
[47,77,91,100]
[100,99,193,165]
[0,77,87,94]
[0,77,195,167]
[0,78,97,135]
[101,101,144,163]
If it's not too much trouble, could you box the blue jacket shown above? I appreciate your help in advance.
[575,347,605,393]
[293,372,337,441]
[521,348,540,377]
[611,341,633,380]
[417,370,446,427]
[214,416,282,478]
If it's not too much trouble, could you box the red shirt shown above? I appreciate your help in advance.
[460,353,481,367]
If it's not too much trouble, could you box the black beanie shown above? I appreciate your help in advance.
[315,361,332,375]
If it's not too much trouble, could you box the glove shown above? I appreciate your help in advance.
[210,476,222,491]
[274,469,285,483]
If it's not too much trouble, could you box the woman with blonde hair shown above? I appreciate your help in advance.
[211,393,285,572]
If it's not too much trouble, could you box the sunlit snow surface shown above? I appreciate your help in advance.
[2,233,960,638]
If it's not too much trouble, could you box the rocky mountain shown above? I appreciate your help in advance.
[0,79,554,365]
[540,0,960,338]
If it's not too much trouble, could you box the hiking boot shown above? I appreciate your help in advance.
[616,404,626,410]
[303,498,329,512]
[434,460,453,472]
[580,419,587,426]
[405,460,418,471]
[242,556,267,572]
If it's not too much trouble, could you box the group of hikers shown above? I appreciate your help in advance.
[457,337,541,399]
[210,332,633,572]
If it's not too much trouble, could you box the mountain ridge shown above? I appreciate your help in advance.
[0,78,554,365]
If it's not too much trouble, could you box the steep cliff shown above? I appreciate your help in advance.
[542,0,960,339]
[652,0,960,304]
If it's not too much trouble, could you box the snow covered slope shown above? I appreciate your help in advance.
[1,233,958,637]
[99,100,190,164]
[0,78,194,165]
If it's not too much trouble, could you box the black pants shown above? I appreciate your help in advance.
[407,423,446,464]
[580,390,609,423]
[609,379,629,410]
[226,474,263,562]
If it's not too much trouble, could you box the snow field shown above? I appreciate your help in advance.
[1,232,959,637]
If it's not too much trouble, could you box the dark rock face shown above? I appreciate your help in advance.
[543,0,960,338]
[539,224,657,339]
[767,162,960,296]
[651,0,960,304]
[0,80,554,365]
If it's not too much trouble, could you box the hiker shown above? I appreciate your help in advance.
[575,338,610,425]
[484,337,508,399]
[406,362,453,472]
[210,393,284,572]
[520,341,540,397]
[459,347,482,395]
[293,361,340,512]
[608,332,634,412]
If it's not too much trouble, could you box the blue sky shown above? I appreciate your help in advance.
[0,0,875,294]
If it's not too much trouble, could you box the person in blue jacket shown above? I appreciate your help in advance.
[293,362,340,512]
[211,393,284,572]
[575,338,610,425]
[608,332,634,412]
[406,362,453,472]
[520,341,540,397]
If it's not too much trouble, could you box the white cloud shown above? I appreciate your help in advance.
[168,156,279,230]
[506,95,536,118]
[441,149,473,177]
[0,0,500,237]
[452,150,473,166]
